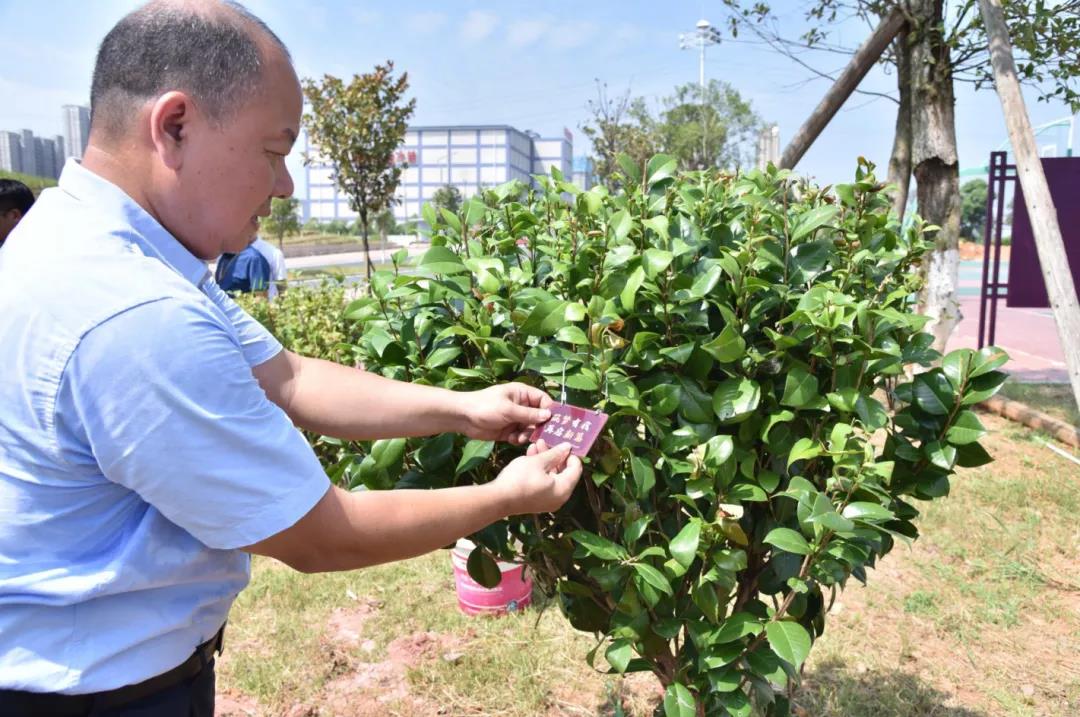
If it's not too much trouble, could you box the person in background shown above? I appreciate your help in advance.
[215,234,272,294]
[252,235,287,298]
[0,179,35,248]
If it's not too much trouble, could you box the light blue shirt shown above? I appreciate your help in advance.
[0,160,330,694]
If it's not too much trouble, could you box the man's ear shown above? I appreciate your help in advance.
[148,91,195,171]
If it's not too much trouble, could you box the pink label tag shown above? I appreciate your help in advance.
[530,403,609,457]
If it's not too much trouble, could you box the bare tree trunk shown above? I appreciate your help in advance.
[910,0,963,352]
[360,208,373,286]
[887,28,913,220]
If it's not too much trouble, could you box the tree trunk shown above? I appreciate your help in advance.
[910,0,963,352]
[887,27,913,221]
[360,208,373,286]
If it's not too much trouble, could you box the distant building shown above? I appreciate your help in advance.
[63,105,91,160]
[756,125,780,171]
[20,130,38,177]
[0,131,22,173]
[303,124,574,223]
[572,156,596,190]
[52,135,66,177]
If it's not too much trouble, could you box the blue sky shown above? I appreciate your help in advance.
[1,0,1074,193]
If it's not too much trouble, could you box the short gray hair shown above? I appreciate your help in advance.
[89,0,291,138]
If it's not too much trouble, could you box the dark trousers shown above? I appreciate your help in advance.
[0,659,215,717]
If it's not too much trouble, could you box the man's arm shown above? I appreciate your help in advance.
[253,349,551,443]
[244,440,579,572]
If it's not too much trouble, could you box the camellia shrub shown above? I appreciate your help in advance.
[336,156,1007,716]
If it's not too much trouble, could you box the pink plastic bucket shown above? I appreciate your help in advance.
[451,539,532,615]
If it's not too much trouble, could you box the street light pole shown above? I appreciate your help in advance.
[679,19,721,169]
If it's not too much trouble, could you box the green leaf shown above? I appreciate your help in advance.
[630,455,657,498]
[842,502,894,522]
[643,248,674,278]
[814,511,856,533]
[425,346,462,368]
[663,683,697,717]
[855,394,888,431]
[791,205,838,242]
[606,639,634,673]
[765,621,812,670]
[946,410,987,445]
[616,155,641,185]
[955,440,993,467]
[611,209,633,241]
[621,266,646,310]
[969,347,1009,378]
[702,324,746,363]
[669,519,702,568]
[455,440,494,476]
[926,440,958,470]
[418,246,467,275]
[714,612,763,642]
[646,154,678,186]
[520,300,569,337]
[787,438,823,467]
[633,562,673,595]
[781,366,819,408]
[914,372,954,416]
[690,264,723,298]
[764,528,811,556]
[712,378,761,423]
[570,530,628,561]
[466,547,501,589]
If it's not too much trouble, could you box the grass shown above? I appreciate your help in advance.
[216,413,1080,716]
[286,261,395,281]
[997,381,1079,427]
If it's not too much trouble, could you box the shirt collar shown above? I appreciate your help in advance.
[58,158,210,287]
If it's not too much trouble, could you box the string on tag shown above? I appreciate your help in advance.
[560,359,569,404]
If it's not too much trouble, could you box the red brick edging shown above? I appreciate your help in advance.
[977,396,1080,448]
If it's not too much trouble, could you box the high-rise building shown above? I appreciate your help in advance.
[63,105,91,160]
[304,124,574,224]
[20,130,38,177]
[756,125,780,171]
[53,135,66,177]
[0,131,22,173]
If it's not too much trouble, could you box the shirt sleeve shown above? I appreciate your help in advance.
[202,277,283,367]
[240,253,271,292]
[57,297,330,550]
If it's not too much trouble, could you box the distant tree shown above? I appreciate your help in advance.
[581,81,657,191]
[302,62,416,283]
[302,218,322,236]
[959,178,988,242]
[262,197,301,250]
[651,80,763,171]
[371,208,398,244]
[325,219,350,236]
[432,184,463,214]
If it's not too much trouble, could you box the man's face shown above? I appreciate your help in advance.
[162,48,301,260]
[0,208,23,246]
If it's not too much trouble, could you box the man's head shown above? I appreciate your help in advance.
[0,179,34,247]
[87,0,300,260]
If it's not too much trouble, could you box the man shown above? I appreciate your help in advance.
[0,178,34,247]
[252,235,287,298]
[0,2,581,715]
[216,234,272,293]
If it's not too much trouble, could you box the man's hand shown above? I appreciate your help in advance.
[492,440,582,514]
[462,383,554,444]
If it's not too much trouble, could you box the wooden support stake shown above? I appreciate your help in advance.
[779,8,906,170]
[977,0,1080,412]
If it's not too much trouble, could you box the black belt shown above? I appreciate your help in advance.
[0,625,224,716]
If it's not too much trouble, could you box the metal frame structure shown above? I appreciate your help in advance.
[977,151,1016,349]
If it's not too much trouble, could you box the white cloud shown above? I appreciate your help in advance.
[550,20,598,49]
[507,18,550,48]
[408,11,448,35]
[460,10,498,42]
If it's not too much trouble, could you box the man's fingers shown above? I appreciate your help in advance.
[507,402,551,427]
[537,442,573,470]
[553,455,583,486]
[512,382,554,409]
